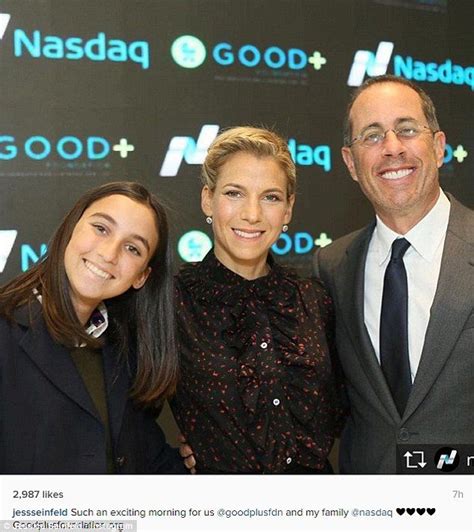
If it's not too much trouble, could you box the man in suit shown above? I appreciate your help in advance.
[313,74,474,474]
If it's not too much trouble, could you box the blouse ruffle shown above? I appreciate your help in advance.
[175,252,343,472]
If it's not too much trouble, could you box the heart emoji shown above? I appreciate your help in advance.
[416,508,425,515]
[427,508,436,515]
[396,508,405,515]
[407,508,415,515]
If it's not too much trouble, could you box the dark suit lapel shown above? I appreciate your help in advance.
[17,304,100,422]
[102,341,130,445]
[334,223,400,421]
[404,200,474,420]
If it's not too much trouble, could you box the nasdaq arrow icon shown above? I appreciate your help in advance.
[0,230,17,273]
[0,14,11,40]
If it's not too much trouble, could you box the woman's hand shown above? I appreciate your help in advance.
[178,433,196,474]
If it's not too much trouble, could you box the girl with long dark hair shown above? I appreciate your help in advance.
[0,181,184,474]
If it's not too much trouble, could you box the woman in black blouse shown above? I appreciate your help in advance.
[173,127,345,473]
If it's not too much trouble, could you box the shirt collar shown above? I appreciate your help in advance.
[33,289,109,339]
[373,189,451,265]
[200,249,279,287]
[85,302,108,338]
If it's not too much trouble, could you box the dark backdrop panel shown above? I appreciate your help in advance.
[0,0,472,280]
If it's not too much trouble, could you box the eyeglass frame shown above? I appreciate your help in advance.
[346,121,439,148]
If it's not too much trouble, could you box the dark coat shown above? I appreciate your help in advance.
[0,303,185,474]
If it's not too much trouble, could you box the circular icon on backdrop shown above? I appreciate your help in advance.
[171,35,207,68]
[178,231,212,262]
[434,447,459,472]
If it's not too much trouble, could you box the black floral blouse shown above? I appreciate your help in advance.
[172,251,346,474]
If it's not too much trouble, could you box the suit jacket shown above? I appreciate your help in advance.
[313,195,474,473]
[0,303,185,474]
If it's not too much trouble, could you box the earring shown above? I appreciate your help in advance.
[206,216,213,224]
[282,224,288,233]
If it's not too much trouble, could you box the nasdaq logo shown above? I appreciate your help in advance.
[22,243,48,271]
[178,231,212,262]
[435,448,459,472]
[171,35,206,68]
[348,41,474,90]
[272,231,332,256]
[347,41,394,86]
[0,13,11,40]
[160,125,219,176]
[394,56,474,90]
[0,230,17,273]
[288,138,331,172]
[13,30,149,69]
[160,126,334,176]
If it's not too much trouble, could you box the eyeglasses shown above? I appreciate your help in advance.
[347,122,438,148]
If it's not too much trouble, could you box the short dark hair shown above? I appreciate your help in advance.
[343,75,440,146]
[0,181,178,404]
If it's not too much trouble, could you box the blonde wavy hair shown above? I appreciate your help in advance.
[201,126,296,197]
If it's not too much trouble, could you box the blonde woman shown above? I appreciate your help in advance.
[173,127,346,474]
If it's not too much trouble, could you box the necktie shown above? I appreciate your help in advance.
[380,238,412,417]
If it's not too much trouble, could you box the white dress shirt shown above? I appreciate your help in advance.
[364,190,451,381]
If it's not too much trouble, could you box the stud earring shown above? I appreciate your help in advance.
[282,224,288,233]
[206,216,213,224]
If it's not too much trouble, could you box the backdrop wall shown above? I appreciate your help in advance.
[0,0,472,282]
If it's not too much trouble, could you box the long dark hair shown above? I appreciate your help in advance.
[0,181,178,404]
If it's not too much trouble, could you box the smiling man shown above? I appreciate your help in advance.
[313,75,474,474]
